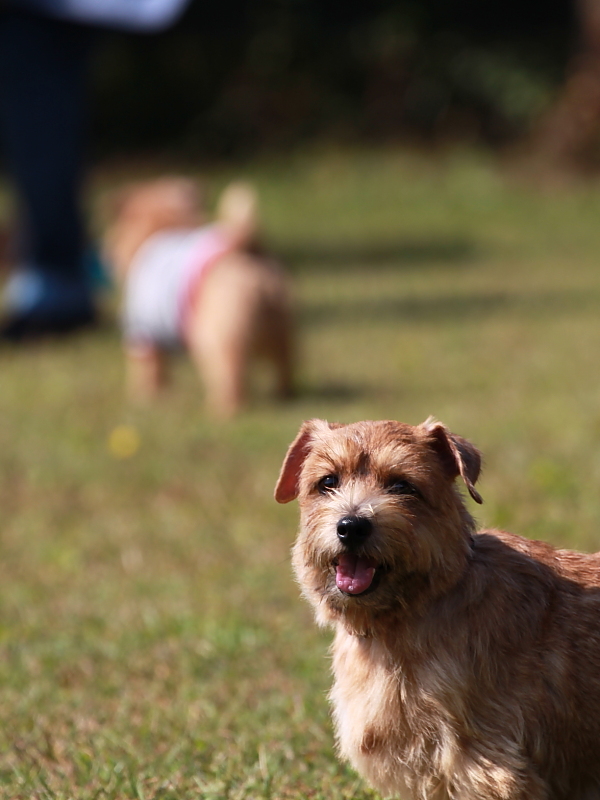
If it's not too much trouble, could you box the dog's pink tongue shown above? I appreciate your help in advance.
[336,553,376,595]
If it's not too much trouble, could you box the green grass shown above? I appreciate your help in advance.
[3,147,600,798]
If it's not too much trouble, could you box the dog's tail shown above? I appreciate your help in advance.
[216,181,260,250]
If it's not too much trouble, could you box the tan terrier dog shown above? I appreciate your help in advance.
[275,418,600,800]
[104,177,294,417]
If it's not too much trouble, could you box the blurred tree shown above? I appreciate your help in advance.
[86,0,575,159]
[532,0,600,166]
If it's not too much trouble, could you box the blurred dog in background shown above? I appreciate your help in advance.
[104,177,294,417]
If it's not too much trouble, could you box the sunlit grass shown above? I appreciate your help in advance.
[2,147,600,797]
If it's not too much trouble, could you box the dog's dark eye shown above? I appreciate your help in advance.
[387,478,418,496]
[317,474,339,494]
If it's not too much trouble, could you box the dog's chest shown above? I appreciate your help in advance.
[329,630,417,797]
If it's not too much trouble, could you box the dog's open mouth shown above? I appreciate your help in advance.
[334,553,379,596]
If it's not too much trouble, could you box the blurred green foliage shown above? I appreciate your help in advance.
[90,0,573,158]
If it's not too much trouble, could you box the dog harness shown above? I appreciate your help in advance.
[123,224,234,348]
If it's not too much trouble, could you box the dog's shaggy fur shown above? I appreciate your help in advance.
[275,418,600,800]
[104,177,294,417]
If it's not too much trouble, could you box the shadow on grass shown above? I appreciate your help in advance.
[280,236,477,272]
[301,288,600,327]
[293,381,365,404]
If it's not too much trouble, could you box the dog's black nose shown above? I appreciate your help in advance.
[337,515,372,545]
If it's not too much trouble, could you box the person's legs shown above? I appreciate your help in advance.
[0,10,97,338]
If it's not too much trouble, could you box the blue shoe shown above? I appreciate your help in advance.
[0,269,97,341]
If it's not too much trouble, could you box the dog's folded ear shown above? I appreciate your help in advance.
[274,421,317,503]
[422,418,483,504]
[275,419,342,503]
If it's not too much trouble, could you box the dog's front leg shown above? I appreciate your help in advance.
[448,762,549,800]
[125,343,168,401]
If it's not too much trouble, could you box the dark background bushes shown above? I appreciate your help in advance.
[90,0,575,159]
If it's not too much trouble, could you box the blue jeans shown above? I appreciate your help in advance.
[0,10,95,284]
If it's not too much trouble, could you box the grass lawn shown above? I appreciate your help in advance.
[2,147,600,798]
